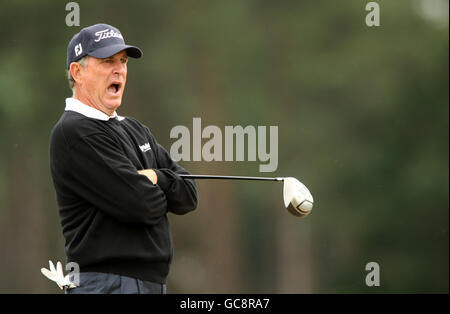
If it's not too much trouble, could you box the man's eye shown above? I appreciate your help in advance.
[121,58,128,64]
[104,59,113,63]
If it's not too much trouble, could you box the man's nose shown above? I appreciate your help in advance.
[113,62,127,75]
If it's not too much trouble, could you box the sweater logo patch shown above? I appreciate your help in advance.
[139,143,151,153]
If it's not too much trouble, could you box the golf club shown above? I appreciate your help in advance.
[179,174,314,217]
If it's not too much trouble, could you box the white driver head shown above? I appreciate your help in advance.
[283,177,314,217]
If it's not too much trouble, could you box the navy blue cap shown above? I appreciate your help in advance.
[66,23,142,69]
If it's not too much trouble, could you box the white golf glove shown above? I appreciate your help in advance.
[40,260,78,290]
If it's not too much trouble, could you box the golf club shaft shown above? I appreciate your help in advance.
[179,174,283,182]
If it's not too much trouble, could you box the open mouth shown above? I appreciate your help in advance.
[107,82,121,95]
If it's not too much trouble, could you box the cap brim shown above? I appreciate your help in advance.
[89,44,143,59]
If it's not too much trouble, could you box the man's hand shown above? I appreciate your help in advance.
[138,169,158,184]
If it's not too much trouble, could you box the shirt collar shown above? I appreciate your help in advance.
[65,98,125,121]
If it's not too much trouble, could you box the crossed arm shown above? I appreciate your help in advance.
[62,132,197,225]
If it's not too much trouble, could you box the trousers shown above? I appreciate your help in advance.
[65,272,166,294]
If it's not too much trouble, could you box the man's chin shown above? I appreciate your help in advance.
[104,98,122,111]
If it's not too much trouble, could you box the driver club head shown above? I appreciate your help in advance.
[283,177,314,217]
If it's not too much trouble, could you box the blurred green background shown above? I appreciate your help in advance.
[0,0,448,293]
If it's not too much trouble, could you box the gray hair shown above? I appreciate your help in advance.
[67,56,89,93]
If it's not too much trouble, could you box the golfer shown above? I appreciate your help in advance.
[49,23,198,294]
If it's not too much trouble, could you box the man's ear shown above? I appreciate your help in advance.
[70,62,83,84]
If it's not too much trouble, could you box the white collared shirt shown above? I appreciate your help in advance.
[65,98,125,121]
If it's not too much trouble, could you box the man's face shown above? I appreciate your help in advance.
[76,50,128,114]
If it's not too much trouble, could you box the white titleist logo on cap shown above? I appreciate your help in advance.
[94,29,124,42]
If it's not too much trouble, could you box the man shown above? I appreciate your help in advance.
[49,23,198,294]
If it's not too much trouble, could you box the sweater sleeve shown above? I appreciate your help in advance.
[67,132,168,225]
[149,136,198,215]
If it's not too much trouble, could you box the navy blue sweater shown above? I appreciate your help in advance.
[49,110,197,284]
